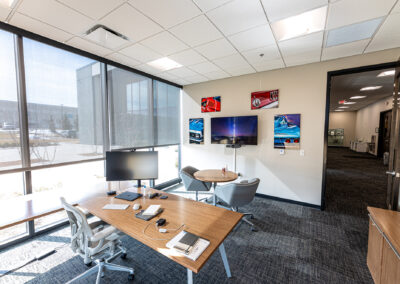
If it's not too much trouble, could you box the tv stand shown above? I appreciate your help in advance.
[226,144,242,173]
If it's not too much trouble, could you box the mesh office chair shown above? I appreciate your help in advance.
[214,178,260,231]
[180,166,212,201]
[60,197,134,283]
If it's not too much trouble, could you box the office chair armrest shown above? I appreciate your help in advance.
[90,225,118,242]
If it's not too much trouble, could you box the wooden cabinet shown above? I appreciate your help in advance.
[381,240,400,284]
[367,207,400,284]
[367,219,384,283]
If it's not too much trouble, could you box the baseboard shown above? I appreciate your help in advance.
[255,193,321,210]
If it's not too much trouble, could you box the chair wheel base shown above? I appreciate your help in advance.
[85,262,92,267]
[251,227,258,232]
[128,273,134,281]
[121,253,127,259]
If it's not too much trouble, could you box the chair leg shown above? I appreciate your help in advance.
[242,217,257,232]
[104,262,134,275]
[242,213,254,219]
[66,264,99,283]
[195,191,198,201]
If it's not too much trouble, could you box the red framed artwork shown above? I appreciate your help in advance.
[251,89,279,110]
[201,96,221,113]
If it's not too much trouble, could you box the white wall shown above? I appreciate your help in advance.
[328,112,356,147]
[355,97,392,154]
[181,48,400,206]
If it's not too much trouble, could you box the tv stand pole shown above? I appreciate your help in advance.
[233,147,237,173]
[135,180,142,188]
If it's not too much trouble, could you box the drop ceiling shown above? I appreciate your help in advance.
[329,68,395,111]
[0,0,400,86]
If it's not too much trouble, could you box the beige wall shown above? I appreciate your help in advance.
[328,112,356,147]
[182,48,400,206]
[355,97,392,154]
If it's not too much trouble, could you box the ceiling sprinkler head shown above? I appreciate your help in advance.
[259,53,264,57]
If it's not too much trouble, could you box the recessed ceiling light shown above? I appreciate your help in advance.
[271,6,327,41]
[343,101,356,105]
[335,109,344,112]
[147,57,182,71]
[350,96,367,99]
[377,70,395,77]
[360,86,382,91]
[339,106,349,108]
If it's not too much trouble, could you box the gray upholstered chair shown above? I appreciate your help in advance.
[180,166,212,201]
[214,178,260,231]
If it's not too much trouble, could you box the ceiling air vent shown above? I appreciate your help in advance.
[84,25,129,50]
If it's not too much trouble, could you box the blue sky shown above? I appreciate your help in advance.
[0,30,93,108]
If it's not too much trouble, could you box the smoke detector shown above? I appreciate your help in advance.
[84,25,129,50]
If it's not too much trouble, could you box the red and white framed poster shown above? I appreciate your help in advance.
[251,89,279,110]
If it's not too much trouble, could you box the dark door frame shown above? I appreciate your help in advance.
[378,109,392,158]
[321,61,397,210]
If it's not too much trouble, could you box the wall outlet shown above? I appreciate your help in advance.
[280,149,285,155]
[300,149,305,156]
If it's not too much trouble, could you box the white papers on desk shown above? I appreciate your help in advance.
[102,204,129,210]
[142,205,161,216]
[166,231,210,261]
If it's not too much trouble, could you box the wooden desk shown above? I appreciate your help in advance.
[79,188,242,283]
[194,169,238,205]
[0,187,104,230]
[367,207,400,283]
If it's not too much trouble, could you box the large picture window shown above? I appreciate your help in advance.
[0,30,22,171]
[108,66,153,149]
[23,39,105,166]
[0,26,182,249]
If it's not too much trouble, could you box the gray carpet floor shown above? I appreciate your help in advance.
[0,147,386,283]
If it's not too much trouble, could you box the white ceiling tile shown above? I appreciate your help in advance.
[57,0,124,20]
[169,49,207,66]
[365,13,400,52]
[119,43,162,63]
[392,1,400,13]
[158,72,180,82]
[169,15,223,47]
[0,6,11,21]
[242,44,281,63]
[279,32,323,66]
[326,18,382,47]
[135,63,164,74]
[193,0,233,12]
[327,0,396,29]
[188,61,221,74]
[17,0,94,34]
[100,3,162,42]
[129,0,201,28]
[207,0,267,35]
[140,31,188,56]
[224,65,256,76]
[107,52,142,67]
[9,13,73,43]
[183,74,208,83]
[251,58,285,72]
[213,53,249,69]
[169,66,198,77]
[322,39,369,61]
[262,0,328,22]
[195,38,237,60]
[203,69,230,80]
[228,24,275,51]
[175,78,191,85]
[66,37,113,56]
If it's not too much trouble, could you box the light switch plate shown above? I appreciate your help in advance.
[300,149,305,156]
[280,149,285,155]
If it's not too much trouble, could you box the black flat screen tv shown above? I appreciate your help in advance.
[211,115,258,145]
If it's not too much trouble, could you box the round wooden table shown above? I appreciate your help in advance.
[194,169,238,205]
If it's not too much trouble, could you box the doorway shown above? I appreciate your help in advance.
[377,109,392,158]
[322,62,398,213]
